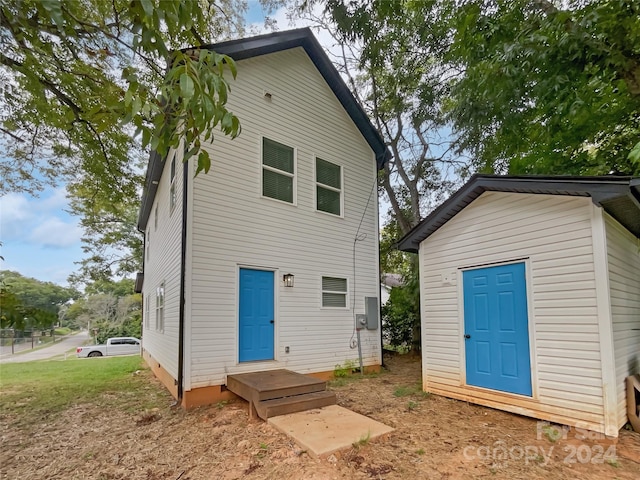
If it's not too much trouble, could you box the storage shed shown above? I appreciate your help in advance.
[398,175,640,437]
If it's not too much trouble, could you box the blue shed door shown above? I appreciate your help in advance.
[239,268,274,362]
[463,262,532,396]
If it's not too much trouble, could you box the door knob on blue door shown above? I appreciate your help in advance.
[464,334,471,339]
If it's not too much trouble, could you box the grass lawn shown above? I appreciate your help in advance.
[0,356,161,422]
[53,327,73,335]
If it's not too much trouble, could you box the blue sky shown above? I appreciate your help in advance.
[0,4,301,287]
[1,187,83,285]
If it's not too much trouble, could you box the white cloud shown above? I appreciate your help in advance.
[38,187,69,212]
[1,187,82,249]
[1,192,35,240]
[29,217,83,249]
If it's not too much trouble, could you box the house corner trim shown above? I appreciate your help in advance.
[590,204,618,437]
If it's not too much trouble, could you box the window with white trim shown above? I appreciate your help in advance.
[316,158,342,216]
[169,156,177,213]
[155,282,164,332]
[262,137,294,203]
[154,205,158,230]
[145,294,150,329]
[321,276,348,308]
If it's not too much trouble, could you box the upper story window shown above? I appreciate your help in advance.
[262,137,295,204]
[154,205,158,230]
[169,156,177,214]
[321,276,348,308]
[316,158,342,216]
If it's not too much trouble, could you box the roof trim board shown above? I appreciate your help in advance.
[397,175,640,253]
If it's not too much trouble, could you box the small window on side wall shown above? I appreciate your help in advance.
[262,137,295,203]
[154,205,158,230]
[155,282,165,333]
[145,295,150,329]
[316,158,342,216]
[322,276,347,308]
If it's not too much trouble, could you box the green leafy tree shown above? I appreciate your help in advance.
[0,270,78,329]
[381,266,420,353]
[0,284,26,329]
[1,1,284,284]
[1,0,246,196]
[65,278,142,341]
[84,278,136,297]
[445,0,640,175]
[379,220,411,279]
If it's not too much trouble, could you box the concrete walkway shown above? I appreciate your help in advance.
[0,331,90,364]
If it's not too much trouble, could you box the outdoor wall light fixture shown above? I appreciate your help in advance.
[283,273,294,287]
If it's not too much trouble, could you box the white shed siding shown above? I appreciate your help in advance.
[186,47,380,389]
[605,214,640,429]
[419,191,607,430]
[141,147,184,379]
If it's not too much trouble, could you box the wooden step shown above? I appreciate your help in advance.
[227,369,326,402]
[255,390,337,420]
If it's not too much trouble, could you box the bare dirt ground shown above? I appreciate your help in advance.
[2,353,639,480]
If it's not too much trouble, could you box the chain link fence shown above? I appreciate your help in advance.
[0,329,70,356]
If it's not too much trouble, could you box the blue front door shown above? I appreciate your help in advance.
[463,262,532,396]
[239,268,275,362]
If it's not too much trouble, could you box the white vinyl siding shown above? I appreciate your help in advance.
[605,214,640,429]
[262,137,295,204]
[316,158,342,216]
[140,145,184,381]
[418,192,607,432]
[187,47,380,389]
[322,276,347,308]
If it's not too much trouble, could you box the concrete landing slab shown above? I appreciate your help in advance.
[267,405,394,458]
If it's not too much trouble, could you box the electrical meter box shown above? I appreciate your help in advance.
[364,296,379,330]
[355,314,367,330]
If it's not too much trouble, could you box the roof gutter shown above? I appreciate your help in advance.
[137,150,164,232]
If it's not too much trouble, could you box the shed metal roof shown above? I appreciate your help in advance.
[397,175,640,253]
[137,28,390,231]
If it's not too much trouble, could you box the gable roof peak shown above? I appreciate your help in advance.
[137,28,390,231]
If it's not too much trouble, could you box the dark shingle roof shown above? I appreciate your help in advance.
[397,175,640,253]
[137,28,390,230]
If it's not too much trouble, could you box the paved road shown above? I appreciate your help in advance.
[0,331,90,364]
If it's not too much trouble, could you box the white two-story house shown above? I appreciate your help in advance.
[136,28,390,408]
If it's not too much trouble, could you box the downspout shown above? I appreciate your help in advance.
[377,195,385,369]
[177,159,188,404]
[379,282,384,368]
[138,226,145,354]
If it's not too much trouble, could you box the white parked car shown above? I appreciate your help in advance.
[76,337,141,358]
